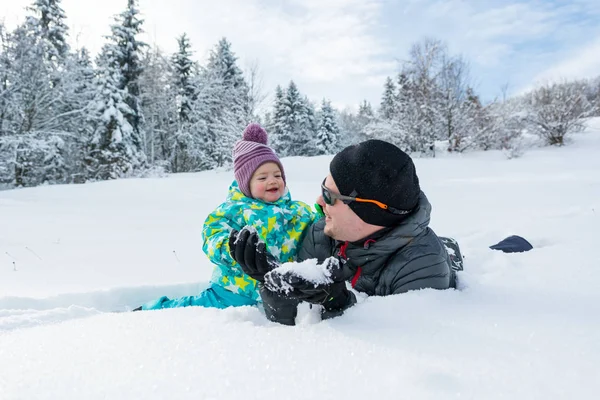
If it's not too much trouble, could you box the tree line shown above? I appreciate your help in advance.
[1,0,598,189]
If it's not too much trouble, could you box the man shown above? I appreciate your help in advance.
[229,139,461,325]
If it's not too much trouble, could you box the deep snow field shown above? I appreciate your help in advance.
[1,122,599,399]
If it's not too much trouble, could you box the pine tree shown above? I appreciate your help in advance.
[17,1,95,185]
[315,99,339,155]
[139,46,175,165]
[369,77,412,151]
[4,19,56,186]
[338,108,361,146]
[26,0,69,62]
[88,48,144,180]
[356,100,374,141]
[191,70,222,171]
[60,48,97,182]
[2,12,98,186]
[0,23,15,138]
[269,81,319,156]
[279,81,304,156]
[297,96,319,155]
[270,85,287,153]
[207,38,249,102]
[41,134,66,183]
[380,77,398,120]
[169,34,208,173]
[203,38,250,166]
[263,112,273,135]
[172,33,196,123]
[104,0,146,147]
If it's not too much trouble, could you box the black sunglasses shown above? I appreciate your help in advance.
[321,179,413,216]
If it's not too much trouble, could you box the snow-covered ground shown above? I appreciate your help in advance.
[1,122,600,399]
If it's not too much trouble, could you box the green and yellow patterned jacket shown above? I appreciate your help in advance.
[202,181,317,302]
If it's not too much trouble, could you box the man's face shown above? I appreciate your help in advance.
[317,174,369,242]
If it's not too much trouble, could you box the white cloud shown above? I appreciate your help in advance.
[396,1,561,67]
[381,0,600,99]
[523,37,600,92]
[3,0,392,108]
[3,0,600,107]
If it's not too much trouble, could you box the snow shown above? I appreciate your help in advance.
[265,258,338,295]
[2,120,600,399]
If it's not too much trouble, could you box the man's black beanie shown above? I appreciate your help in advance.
[330,139,420,227]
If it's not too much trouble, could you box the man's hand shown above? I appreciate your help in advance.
[229,227,279,282]
[263,257,356,312]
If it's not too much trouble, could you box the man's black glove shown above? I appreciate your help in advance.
[264,257,356,314]
[229,227,279,282]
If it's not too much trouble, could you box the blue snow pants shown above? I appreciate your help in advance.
[141,284,258,310]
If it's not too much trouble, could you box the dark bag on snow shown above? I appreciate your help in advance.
[490,235,533,253]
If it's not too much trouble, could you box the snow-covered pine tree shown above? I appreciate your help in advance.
[0,23,15,139]
[21,1,100,185]
[0,24,27,186]
[169,34,207,173]
[337,109,358,146]
[297,96,319,155]
[315,99,339,155]
[172,33,196,123]
[277,81,305,156]
[139,46,175,165]
[40,133,66,183]
[87,48,145,180]
[59,48,97,182]
[203,38,250,167]
[262,112,273,135]
[104,0,147,150]
[590,77,600,116]
[270,85,287,154]
[2,17,67,186]
[340,100,375,144]
[26,0,69,63]
[190,69,221,171]
[337,100,374,146]
[357,100,375,131]
[366,76,411,151]
[380,77,398,120]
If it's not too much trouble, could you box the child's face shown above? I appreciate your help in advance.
[249,162,285,202]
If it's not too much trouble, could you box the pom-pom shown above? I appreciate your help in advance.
[242,123,268,144]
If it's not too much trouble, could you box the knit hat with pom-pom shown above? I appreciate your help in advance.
[233,123,286,198]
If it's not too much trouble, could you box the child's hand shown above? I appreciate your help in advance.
[229,227,279,282]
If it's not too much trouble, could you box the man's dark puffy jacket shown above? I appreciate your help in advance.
[260,191,457,325]
[297,191,456,297]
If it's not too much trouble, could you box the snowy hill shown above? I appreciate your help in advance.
[1,122,600,399]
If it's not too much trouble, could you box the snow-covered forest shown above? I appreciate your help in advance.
[1,0,599,189]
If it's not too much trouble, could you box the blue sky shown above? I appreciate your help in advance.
[3,0,600,111]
